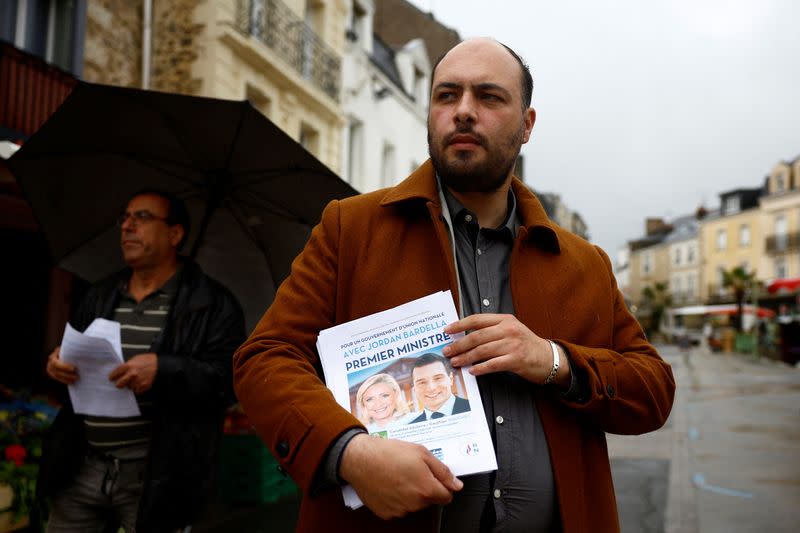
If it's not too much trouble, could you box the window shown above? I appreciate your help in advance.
[2,0,85,75]
[348,0,369,50]
[641,250,653,275]
[673,247,681,266]
[739,224,750,247]
[347,120,363,186]
[687,274,696,299]
[671,275,682,300]
[249,0,265,37]
[716,229,727,251]
[775,214,788,250]
[724,196,740,214]
[716,267,726,296]
[775,258,787,279]
[299,122,320,156]
[381,142,396,187]
[775,173,785,193]
[687,244,696,264]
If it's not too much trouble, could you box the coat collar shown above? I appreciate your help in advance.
[380,159,561,254]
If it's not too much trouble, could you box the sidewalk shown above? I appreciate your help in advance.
[609,343,800,533]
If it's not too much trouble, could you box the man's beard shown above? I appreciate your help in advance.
[428,125,523,193]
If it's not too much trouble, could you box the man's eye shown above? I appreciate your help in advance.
[482,93,501,101]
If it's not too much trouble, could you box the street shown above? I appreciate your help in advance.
[609,343,800,533]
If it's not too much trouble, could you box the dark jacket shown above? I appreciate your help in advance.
[38,259,245,533]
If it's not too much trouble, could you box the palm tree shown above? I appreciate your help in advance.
[641,281,672,338]
[720,266,757,332]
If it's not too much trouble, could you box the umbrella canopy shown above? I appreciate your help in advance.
[766,277,800,294]
[9,81,358,330]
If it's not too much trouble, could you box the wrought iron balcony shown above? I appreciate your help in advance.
[234,0,341,101]
[765,231,800,254]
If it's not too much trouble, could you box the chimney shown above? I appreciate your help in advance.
[645,217,667,236]
[695,205,708,220]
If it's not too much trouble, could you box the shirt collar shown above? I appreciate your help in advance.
[439,175,519,235]
[119,264,182,300]
[424,393,457,418]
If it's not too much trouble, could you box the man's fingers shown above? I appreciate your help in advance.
[449,339,508,367]
[423,452,463,493]
[108,364,128,381]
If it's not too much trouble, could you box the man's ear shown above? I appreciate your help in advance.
[169,225,185,248]
[522,107,536,144]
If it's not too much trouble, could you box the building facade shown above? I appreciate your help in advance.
[759,157,800,280]
[339,0,431,191]
[699,188,764,302]
[73,0,349,171]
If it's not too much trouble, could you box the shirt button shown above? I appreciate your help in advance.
[476,248,482,255]
[464,214,473,222]
[495,415,504,425]
[482,298,490,307]
[493,489,502,499]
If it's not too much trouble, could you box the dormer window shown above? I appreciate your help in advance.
[724,196,740,215]
[775,173,785,193]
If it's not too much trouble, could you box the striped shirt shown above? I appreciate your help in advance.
[84,272,178,458]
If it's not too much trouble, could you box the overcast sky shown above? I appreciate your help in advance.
[407,0,800,260]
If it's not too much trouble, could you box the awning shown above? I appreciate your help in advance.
[767,277,800,294]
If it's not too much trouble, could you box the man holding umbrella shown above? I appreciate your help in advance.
[40,190,245,533]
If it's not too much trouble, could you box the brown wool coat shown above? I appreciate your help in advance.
[233,161,675,532]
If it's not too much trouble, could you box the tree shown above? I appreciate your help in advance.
[641,281,672,338]
[720,266,757,332]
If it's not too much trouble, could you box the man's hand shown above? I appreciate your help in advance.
[109,352,158,394]
[339,434,463,520]
[443,314,570,388]
[46,347,78,384]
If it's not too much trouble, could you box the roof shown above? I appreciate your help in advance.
[370,34,406,95]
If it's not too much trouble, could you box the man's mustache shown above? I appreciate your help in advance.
[444,127,487,147]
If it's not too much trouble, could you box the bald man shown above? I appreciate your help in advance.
[234,38,674,532]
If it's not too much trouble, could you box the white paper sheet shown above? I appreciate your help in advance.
[59,319,141,417]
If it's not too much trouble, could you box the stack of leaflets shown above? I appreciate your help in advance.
[316,291,497,509]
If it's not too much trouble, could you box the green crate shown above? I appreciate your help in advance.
[219,434,297,504]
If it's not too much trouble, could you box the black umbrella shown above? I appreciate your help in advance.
[9,81,358,330]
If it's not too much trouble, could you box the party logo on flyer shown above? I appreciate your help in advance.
[460,441,480,457]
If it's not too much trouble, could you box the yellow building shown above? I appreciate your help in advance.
[627,218,673,307]
[83,0,348,171]
[699,188,765,302]
[759,157,800,280]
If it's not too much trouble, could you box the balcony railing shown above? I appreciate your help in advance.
[234,0,341,101]
[765,231,800,254]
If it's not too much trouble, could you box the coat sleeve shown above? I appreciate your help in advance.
[554,246,675,435]
[154,282,245,410]
[233,200,364,491]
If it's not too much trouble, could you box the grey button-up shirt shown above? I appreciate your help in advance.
[440,187,559,533]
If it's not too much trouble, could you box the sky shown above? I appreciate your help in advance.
[407,0,800,260]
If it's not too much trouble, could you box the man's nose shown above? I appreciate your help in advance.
[454,93,476,124]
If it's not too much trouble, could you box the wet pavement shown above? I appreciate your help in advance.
[609,343,800,533]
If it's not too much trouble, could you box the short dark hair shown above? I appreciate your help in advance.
[430,39,533,110]
[412,353,453,374]
[127,189,191,249]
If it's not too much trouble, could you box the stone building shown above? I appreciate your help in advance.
[6,0,350,172]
